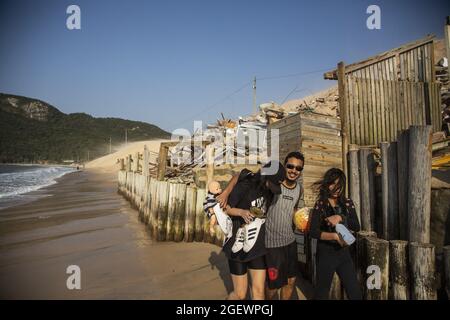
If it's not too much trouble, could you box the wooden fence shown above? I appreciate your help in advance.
[343,125,439,299]
[345,77,441,145]
[325,35,441,147]
[118,170,225,246]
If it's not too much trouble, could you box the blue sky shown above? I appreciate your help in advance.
[0,0,448,132]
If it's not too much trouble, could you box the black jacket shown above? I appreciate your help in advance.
[309,198,360,249]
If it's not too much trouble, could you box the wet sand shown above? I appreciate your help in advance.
[0,169,231,299]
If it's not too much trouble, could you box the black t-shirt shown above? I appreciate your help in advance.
[222,170,268,262]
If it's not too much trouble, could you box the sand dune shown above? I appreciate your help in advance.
[86,139,170,173]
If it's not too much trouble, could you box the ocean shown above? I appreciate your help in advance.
[0,164,76,210]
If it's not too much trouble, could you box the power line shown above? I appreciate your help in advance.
[167,66,334,130]
[169,81,251,129]
[280,85,306,105]
[256,67,333,81]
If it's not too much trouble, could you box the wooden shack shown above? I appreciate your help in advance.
[267,112,342,207]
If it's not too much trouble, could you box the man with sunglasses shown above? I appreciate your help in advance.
[265,151,305,300]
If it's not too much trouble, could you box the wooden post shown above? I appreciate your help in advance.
[381,142,399,240]
[148,178,159,237]
[348,147,361,222]
[127,155,132,172]
[444,245,450,299]
[157,144,169,181]
[143,176,150,222]
[138,175,145,221]
[337,62,349,193]
[409,242,437,300]
[170,184,187,242]
[184,186,197,242]
[205,144,215,186]
[143,145,149,177]
[120,158,125,171]
[364,237,389,300]
[156,181,170,241]
[194,189,206,242]
[134,152,139,172]
[389,240,410,299]
[144,178,154,225]
[166,183,186,242]
[356,231,377,292]
[397,130,409,240]
[407,125,432,243]
[359,148,376,231]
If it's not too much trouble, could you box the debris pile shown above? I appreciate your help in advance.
[163,86,340,183]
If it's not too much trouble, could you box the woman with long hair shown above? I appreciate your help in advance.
[309,168,362,300]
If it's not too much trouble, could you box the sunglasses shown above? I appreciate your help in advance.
[286,163,303,172]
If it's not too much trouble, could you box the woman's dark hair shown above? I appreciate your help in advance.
[313,168,346,203]
[284,151,304,165]
[259,173,275,209]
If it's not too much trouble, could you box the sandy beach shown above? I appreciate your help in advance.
[0,166,231,299]
[0,140,313,300]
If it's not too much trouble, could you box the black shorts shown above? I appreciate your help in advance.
[266,241,298,289]
[228,255,266,276]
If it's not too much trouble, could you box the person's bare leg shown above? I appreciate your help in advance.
[248,269,266,300]
[227,274,248,300]
[265,287,278,300]
[280,276,296,300]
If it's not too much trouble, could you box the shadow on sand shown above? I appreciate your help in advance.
[208,251,234,295]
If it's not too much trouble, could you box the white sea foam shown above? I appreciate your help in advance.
[0,165,76,201]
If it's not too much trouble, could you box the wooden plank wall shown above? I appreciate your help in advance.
[268,112,342,207]
[346,77,441,145]
[267,113,302,162]
[300,113,342,206]
[344,42,440,146]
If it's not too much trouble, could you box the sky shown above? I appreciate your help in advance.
[0,0,449,133]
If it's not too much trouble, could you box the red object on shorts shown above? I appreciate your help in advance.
[268,268,278,281]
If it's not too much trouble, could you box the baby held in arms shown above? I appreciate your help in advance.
[203,181,232,240]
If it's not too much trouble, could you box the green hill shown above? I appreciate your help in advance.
[0,93,170,163]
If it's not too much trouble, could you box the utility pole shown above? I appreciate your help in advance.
[125,129,128,146]
[252,76,257,115]
[445,16,450,76]
[109,137,112,154]
[87,150,90,162]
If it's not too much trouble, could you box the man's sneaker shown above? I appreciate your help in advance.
[232,227,246,253]
[243,218,264,253]
[213,203,232,237]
